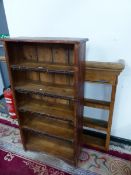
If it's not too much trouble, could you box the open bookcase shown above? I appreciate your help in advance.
[83,61,124,151]
[3,37,88,166]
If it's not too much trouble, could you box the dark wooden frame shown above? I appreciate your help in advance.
[2,37,88,166]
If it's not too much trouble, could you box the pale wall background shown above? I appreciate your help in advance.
[3,0,131,139]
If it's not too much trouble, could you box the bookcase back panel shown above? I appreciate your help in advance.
[37,44,74,65]
[37,95,69,105]
[37,45,52,63]
[53,46,68,64]
[15,92,78,124]
[16,92,74,110]
[54,74,74,86]
[19,112,74,142]
[12,70,74,86]
[27,72,39,81]
[6,42,24,64]
[23,44,37,62]
[40,72,53,84]
[40,72,74,86]
[6,42,74,65]
[23,130,74,162]
[55,98,70,105]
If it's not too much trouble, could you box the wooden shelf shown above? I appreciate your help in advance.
[83,133,106,150]
[15,81,74,100]
[22,115,73,142]
[11,62,77,74]
[83,117,108,131]
[18,99,74,121]
[84,98,110,110]
[26,132,74,163]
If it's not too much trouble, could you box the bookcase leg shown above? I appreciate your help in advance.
[105,79,118,150]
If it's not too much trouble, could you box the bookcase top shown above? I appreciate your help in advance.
[2,37,89,44]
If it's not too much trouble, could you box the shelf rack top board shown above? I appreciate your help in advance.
[2,37,88,44]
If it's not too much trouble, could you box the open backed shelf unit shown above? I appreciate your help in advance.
[3,37,88,166]
[83,61,124,151]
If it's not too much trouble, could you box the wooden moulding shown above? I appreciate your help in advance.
[86,61,124,70]
[85,61,124,85]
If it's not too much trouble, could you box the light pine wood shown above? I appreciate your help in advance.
[86,61,124,70]
[84,61,124,151]
[84,98,110,110]
[83,133,106,150]
[105,80,117,150]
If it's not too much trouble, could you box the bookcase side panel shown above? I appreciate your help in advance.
[73,43,86,164]
[3,41,26,149]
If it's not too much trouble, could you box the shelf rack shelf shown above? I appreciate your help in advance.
[11,62,77,74]
[21,115,74,142]
[83,133,106,150]
[18,99,74,122]
[15,81,75,100]
[84,98,110,110]
[83,117,108,132]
